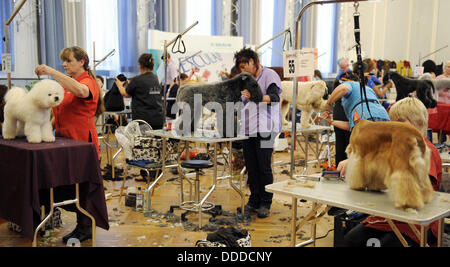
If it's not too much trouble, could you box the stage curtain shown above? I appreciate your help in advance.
[118,0,139,74]
[38,0,66,73]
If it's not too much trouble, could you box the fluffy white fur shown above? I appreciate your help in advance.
[2,79,64,143]
[280,80,328,128]
[345,120,434,210]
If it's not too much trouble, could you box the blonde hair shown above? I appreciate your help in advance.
[389,97,428,136]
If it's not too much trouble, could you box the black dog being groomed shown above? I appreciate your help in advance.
[174,72,263,137]
[383,72,437,108]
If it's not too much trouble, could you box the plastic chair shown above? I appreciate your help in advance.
[115,120,162,203]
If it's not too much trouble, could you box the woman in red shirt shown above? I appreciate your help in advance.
[35,46,104,243]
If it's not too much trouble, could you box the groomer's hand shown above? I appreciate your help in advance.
[384,81,393,89]
[320,111,333,125]
[337,159,348,178]
[241,89,251,99]
[35,64,56,77]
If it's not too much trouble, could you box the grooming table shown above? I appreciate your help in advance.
[429,104,450,143]
[0,137,109,247]
[144,130,248,215]
[282,123,333,174]
[266,179,450,247]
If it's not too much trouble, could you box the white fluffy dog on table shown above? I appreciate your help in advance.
[345,119,434,210]
[2,79,64,143]
[280,80,328,128]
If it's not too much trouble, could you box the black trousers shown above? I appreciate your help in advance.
[242,133,275,209]
[334,127,350,166]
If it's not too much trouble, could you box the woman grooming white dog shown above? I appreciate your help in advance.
[34,46,106,244]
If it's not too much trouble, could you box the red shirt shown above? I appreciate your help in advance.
[362,138,442,244]
[53,71,100,158]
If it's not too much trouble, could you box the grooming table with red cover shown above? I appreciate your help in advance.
[0,137,109,246]
[428,104,450,135]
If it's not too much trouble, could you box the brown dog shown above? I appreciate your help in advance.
[345,119,434,209]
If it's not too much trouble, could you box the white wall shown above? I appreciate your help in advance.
[337,0,449,69]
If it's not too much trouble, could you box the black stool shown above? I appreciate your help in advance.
[169,160,219,228]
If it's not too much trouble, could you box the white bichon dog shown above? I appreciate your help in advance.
[2,79,64,143]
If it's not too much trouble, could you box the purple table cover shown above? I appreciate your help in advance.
[0,137,109,241]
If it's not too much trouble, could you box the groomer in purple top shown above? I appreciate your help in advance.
[234,48,282,219]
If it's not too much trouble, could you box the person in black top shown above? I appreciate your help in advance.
[116,53,163,129]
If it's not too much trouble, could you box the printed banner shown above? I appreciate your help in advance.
[149,30,244,83]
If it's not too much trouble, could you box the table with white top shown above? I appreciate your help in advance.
[145,129,248,226]
[282,123,333,174]
[266,179,450,247]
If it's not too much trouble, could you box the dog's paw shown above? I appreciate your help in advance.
[26,136,42,144]
[2,134,16,140]
[42,135,56,143]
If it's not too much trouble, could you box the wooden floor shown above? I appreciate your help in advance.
[0,135,336,247]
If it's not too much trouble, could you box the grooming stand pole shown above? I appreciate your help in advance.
[255,28,292,52]
[162,21,199,130]
[3,0,28,89]
[290,0,369,180]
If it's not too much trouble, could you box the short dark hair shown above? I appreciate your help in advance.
[0,84,7,99]
[96,75,104,84]
[422,60,436,74]
[234,48,260,68]
[174,73,188,83]
[139,53,155,71]
[314,70,323,79]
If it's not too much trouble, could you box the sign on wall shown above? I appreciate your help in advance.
[283,48,317,78]
[2,54,12,73]
[148,30,244,83]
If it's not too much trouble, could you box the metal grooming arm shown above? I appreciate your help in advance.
[289,0,370,180]
[162,21,199,130]
[3,0,28,89]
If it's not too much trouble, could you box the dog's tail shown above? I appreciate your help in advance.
[4,87,27,104]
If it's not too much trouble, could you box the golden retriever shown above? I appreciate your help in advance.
[345,119,434,209]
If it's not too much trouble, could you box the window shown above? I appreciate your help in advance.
[259,0,275,66]
[185,0,212,36]
[315,4,336,74]
[85,0,120,75]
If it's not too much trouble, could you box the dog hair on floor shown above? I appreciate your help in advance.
[174,72,263,137]
[345,119,434,210]
[280,80,328,128]
[383,71,437,108]
[419,73,450,91]
[2,79,64,143]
